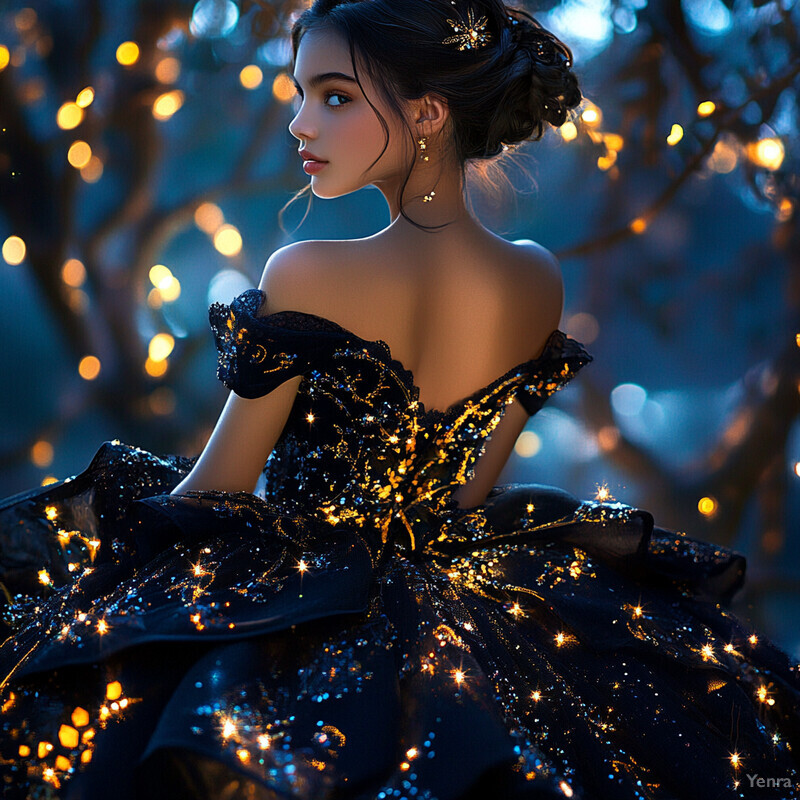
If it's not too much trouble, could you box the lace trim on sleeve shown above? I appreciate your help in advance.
[515,332,592,416]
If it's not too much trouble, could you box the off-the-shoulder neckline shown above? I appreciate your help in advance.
[220,288,588,422]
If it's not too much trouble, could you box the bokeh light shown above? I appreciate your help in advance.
[697,100,716,117]
[155,57,181,83]
[153,90,184,121]
[115,41,140,66]
[240,64,263,89]
[61,259,86,287]
[698,496,718,517]
[67,141,92,169]
[515,431,542,458]
[194,202,225,234]
[56,102,83,130]
[2,235,26,265]
[746,138,784,171]
[148,333,175,362]
[611,383,648,417]
[75,87,94,107]
[666,124,684,146]
[272,73,297,103]
[214,224,243,256]
[30,440,54,468]
[78,356,101,381]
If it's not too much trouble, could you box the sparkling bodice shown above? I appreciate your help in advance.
[209,289,592,557]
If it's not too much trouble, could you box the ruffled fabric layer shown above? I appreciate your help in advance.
[1,441,799,800]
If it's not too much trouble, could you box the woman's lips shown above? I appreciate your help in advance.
[303,159,328,175]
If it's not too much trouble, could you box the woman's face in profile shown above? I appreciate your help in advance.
[289,27,412,199]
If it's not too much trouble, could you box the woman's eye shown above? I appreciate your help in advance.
[325,93,350,108]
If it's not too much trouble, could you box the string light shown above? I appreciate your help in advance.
[213,224,243,257]
[698,496,718,517]
[115,41,139,66]
[272,73,296,103]
[746,137,785,171]
[148,333,175,363]
[629,217,647,234]
[56,102,83,130]
[560,121,578,141]
[581,104,601,126]
[62,258,86,287]
[75,87,94,108]
[2,235,26,265]
[145,357,168,378]
[67,141,92,169]
[78,355,101,381]
[194,203,225,234]
[152,90,184,121]
[666,124,684,145]
[239,64,263,89]
[80,155,103,183]
[31,440,54,468]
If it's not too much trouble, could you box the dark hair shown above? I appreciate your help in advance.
[285,0,581,230]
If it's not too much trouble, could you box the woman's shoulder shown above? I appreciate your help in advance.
[494,236,563,294]
[256,239,368,317]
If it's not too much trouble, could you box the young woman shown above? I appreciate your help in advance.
[1,1,798,798]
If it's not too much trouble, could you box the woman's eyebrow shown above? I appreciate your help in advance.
[290,71,358,91]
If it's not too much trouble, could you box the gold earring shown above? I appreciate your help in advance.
[417,136,429,162]
[418,137,435,201]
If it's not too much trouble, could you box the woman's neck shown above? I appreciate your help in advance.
[373,155,473,231]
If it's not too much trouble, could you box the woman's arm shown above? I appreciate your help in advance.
[170,245,317,496]
[169,375,302,495]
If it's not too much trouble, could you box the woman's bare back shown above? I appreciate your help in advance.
[259,225,564,507]
[263,228,563,413]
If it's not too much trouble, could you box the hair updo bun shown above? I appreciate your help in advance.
[291,0,582,164]
[494,9,582,147]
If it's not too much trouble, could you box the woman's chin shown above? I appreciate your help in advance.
[310,182,360,200]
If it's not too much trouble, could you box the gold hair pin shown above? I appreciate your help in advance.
[442,5,492,51]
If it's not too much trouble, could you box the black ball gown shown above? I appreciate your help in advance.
[0,287,798,800]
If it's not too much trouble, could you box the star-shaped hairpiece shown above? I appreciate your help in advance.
[442,6,492,51]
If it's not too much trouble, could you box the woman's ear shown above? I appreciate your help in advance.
[415,93,449,138]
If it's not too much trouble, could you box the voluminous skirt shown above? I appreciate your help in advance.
[0,440,799,799]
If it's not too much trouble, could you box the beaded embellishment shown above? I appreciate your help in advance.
[442,5,491,51]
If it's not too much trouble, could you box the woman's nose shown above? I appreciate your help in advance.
[288,103,315,142]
